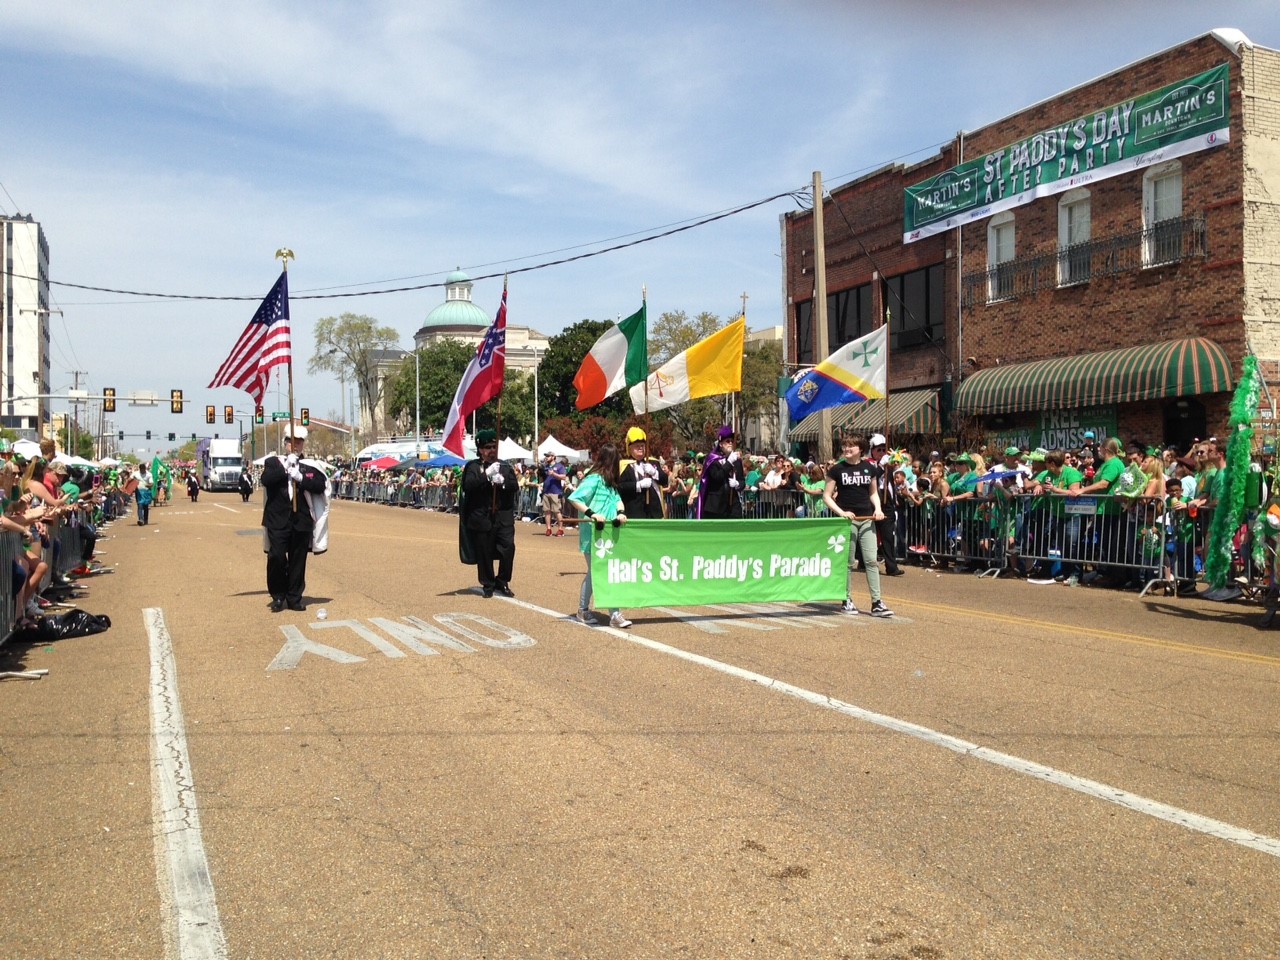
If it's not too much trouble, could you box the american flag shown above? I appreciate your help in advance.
[442,283,507,457]
[208,271,292,404]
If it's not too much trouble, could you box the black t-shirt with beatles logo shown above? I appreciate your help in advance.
[826,458,881,516]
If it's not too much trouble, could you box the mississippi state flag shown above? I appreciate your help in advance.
[442,283,507,457]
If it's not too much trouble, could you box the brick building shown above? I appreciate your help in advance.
[783,29,1280,456]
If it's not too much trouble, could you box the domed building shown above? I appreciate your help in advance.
[413,268,549,372]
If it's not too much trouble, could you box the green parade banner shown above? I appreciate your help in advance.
[904,63,1231,242]
[589,518,850,609]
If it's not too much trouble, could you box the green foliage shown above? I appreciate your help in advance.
[385,340,475,433]
[649,310,721,366]
[57,426,96,460]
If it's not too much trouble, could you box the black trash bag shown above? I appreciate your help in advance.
[35,609,111,641]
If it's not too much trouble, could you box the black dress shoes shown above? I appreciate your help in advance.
[482,586,494,598]
[496,583,515,598]
[287,600,305,611]
[270,597,286,613]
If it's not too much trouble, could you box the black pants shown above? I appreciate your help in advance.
[474,522,515,588]
[267,526,312,603]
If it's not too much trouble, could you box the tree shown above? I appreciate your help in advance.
[309,313,402,438]
[57,425,95,460]
[385,339,474,436]
[649,310,722,366]
[740,339,783,424]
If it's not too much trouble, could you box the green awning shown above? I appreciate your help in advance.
[789,388,940,441]
[953,338,1233,416]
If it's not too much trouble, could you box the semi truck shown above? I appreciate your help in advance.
[197,437,245,492]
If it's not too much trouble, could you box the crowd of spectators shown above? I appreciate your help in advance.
[330,430,1255,599]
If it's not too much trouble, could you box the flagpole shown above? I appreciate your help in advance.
[642,284,650,414]
[276,247,296,506]
[883,306,892,443]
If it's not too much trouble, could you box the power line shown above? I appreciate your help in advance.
[11,188,802,303]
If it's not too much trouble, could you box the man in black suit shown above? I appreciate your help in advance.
[261,424,327,612]
[460,429,517,597]
[699,425,746,519]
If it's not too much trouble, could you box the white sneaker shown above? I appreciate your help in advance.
[608,612,632,629]
[575,609,597,625]
[841,598,859,615]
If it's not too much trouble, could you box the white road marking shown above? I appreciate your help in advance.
[497,595,1280,861]
[145,608,228,960]
[211,503,238,514]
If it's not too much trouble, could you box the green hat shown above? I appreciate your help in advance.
[1004,445,1021,457]
[956,453,976,466]
[476,429,497,446]
[1027,450,1046,463]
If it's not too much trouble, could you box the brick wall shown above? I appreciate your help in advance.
[783,32,1257,446]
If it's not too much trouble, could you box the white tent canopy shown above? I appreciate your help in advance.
[537,435,588,460]
[498,437,533,461]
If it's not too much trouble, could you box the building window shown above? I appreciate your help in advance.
[987,212,1015,302]
[884,263,945,349]
[1143,160,1183,266]
[1057,188,1091,286]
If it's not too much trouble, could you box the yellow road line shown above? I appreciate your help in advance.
[896,597,1280,666]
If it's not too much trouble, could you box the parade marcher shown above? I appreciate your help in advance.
[824,434,893,617]
[238,464,253,503]
[869,434,904,576]
[567,442,632,628]
[699,426,745,519]
[459,429,517,598]
[260,423,327,612]
[135,463,154,526]
[186,469,200,503]
[538,452,567,536]
[617,426,668,519]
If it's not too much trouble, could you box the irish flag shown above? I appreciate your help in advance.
[630,316,746,413]
[573,303,648,410]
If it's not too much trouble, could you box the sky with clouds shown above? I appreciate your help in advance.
[3,1,1280,446]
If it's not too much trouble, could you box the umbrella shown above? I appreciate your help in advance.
[976,467,1024,483]
[420,453,465,469]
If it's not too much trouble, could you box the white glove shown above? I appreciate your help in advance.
[637,477,653,490]
[287,467,304,482]
[728,477,740,489]
[284,454,298,470]
[727,451,740,464]
[488,469,505,486]
[485,463,501,479]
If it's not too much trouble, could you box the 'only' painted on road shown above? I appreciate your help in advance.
[268,614,535,671]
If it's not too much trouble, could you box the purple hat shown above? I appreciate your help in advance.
[717,425,734,440]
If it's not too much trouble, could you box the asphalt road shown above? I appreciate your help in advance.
[1,493,1277,960]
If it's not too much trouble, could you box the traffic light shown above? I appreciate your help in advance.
[170,389,184,414]
[118,430,124,441]
[224,405,234,424]
[300,407,310,426]
[190,433,197,442]
[103,387,116,413]
[206,405,216,424]
[145,430,151,441]
[255,405,264,424]
[168,433,176,442]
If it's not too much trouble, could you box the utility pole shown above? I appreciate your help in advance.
[813,171,832,463]
[69,369,89,456]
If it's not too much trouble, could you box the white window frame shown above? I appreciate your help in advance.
[1057,188,1092,286]
[987,212,1016,302]
[1142,160,1183,266]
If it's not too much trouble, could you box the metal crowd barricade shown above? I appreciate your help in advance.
[896,495,1006,574]
[0,530,23,635]
[1000,492,1171,593]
